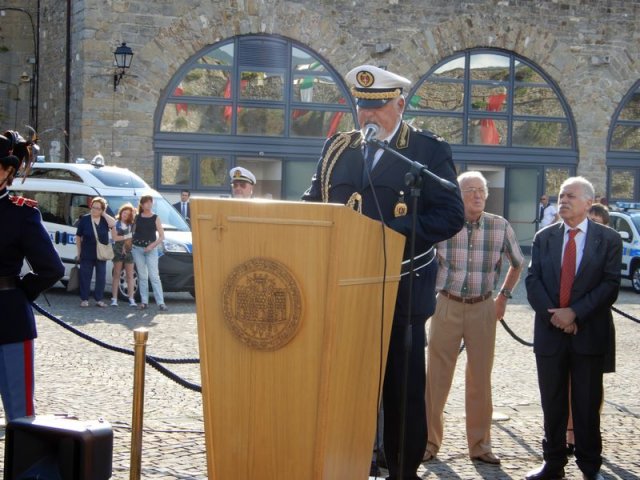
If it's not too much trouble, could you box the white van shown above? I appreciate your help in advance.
[10,160,194,299]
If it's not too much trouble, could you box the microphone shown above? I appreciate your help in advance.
[363,124,379,142]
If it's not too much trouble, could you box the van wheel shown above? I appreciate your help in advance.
[117,267,141,301]
[631,264,640,294]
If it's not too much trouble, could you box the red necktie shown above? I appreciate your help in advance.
[559,229,579,308]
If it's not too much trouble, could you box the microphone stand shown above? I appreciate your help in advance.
[366,137,455,479]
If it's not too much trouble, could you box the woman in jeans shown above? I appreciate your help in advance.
[75,197,115,307]
[110,203,137,307]
[132,195,167,311]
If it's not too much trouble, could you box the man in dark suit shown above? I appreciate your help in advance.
[302,64,464,480]
[525,176,621,480]
[173,190,191,225]
[0,130,64,421]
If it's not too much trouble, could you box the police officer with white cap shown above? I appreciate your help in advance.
[230,166,257,199]
[303,65,464,480]
[0,129,64,421]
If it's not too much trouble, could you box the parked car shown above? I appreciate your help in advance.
[609,202,640,294]
[10,158,194,299]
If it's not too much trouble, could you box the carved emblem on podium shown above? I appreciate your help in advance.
[222,258,303,350]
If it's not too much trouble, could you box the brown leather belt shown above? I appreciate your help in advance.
[0,276,17,291]
[440,290,492,304]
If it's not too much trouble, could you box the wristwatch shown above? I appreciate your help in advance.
[499,288,512,299]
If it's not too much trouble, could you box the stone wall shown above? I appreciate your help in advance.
[35,0,640,194]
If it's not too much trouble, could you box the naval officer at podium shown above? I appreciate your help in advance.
[302,64,464,480]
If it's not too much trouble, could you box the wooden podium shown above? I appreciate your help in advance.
[191,198,405,480]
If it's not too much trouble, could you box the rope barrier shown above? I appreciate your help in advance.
[32,298,638,393]
[32,302,202,392]
[612,305,640,324]
[499,319,534,347]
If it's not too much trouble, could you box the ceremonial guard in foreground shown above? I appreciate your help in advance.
[0,130,64,421]
[303,65,464,480]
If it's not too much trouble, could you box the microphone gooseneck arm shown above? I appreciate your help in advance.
[365,137,457,192]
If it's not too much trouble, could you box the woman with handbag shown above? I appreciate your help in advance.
[132,195,168,311]
[75,197,115,307]
[110,203,137,307]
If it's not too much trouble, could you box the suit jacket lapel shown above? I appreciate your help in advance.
[549,223,564,284]
[366,122,409,186]
[575,220,600,279]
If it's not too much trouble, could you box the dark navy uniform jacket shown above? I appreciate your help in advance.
[0,189,64,345]
[302,122,464,320]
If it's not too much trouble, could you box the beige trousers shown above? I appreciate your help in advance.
[425,293,497,458]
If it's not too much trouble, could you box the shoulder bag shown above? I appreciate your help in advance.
[91,218,115,261]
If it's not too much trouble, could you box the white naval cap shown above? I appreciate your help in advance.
[345,65,412,108]
[229,166,256,185]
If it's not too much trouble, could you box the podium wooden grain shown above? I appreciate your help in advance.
[191,198,405,480]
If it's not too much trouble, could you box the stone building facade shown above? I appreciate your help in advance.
[2,0,639,240]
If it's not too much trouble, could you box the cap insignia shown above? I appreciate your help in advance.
[356,70,375,88]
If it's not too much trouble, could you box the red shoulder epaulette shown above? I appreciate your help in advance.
[9,195,39,208]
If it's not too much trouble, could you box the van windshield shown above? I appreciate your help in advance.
[105,195,190,232]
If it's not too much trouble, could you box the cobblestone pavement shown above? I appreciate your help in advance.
[1,276,639,479]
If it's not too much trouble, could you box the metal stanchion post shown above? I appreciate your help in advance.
[130,328,149,480]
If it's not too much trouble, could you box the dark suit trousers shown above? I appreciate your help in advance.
[383,319,426,480]
[535,340,604,476]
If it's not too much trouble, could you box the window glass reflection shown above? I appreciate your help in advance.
[405,115,462,144]
[292,74,347,104]
[160,104,232,134]
[292,47,327,72]
[610,169,635,199]
[197,43,234,66]
[513,86,564,117]
[468,117,507,145]
[290,109,355,138]
[545,168,570,196]
[175,69,230,97]
[432,57,465,79]
[408,82,464,112]
[239,71,284,101]
[160,155,191,186]
[237,107,284,136]
[470,86,507,112]
[514,61,545,83]
[199,156,228,187]
[617,91,640,121]
[611,125,640,151]
[469,53,510,81]
[512,120,572,148]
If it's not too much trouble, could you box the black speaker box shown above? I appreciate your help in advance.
[4,415,113,480]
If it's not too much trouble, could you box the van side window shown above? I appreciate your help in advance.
[70,194,91,227]
[11,190,70,226]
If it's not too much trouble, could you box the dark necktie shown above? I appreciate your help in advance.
[539,205,545,222]
[362,146,376,184]
[559,228,579,308]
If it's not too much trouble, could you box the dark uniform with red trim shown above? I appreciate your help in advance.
[303,64,463,480]
[0,131,64,420]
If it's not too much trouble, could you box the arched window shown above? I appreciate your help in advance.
[607,80,640,201]
[406,49,578,251]
[154,35,355,198]
[405,49,576,159]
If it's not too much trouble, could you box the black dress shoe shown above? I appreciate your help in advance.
[582,473,604,480]
[525,464,565,480]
